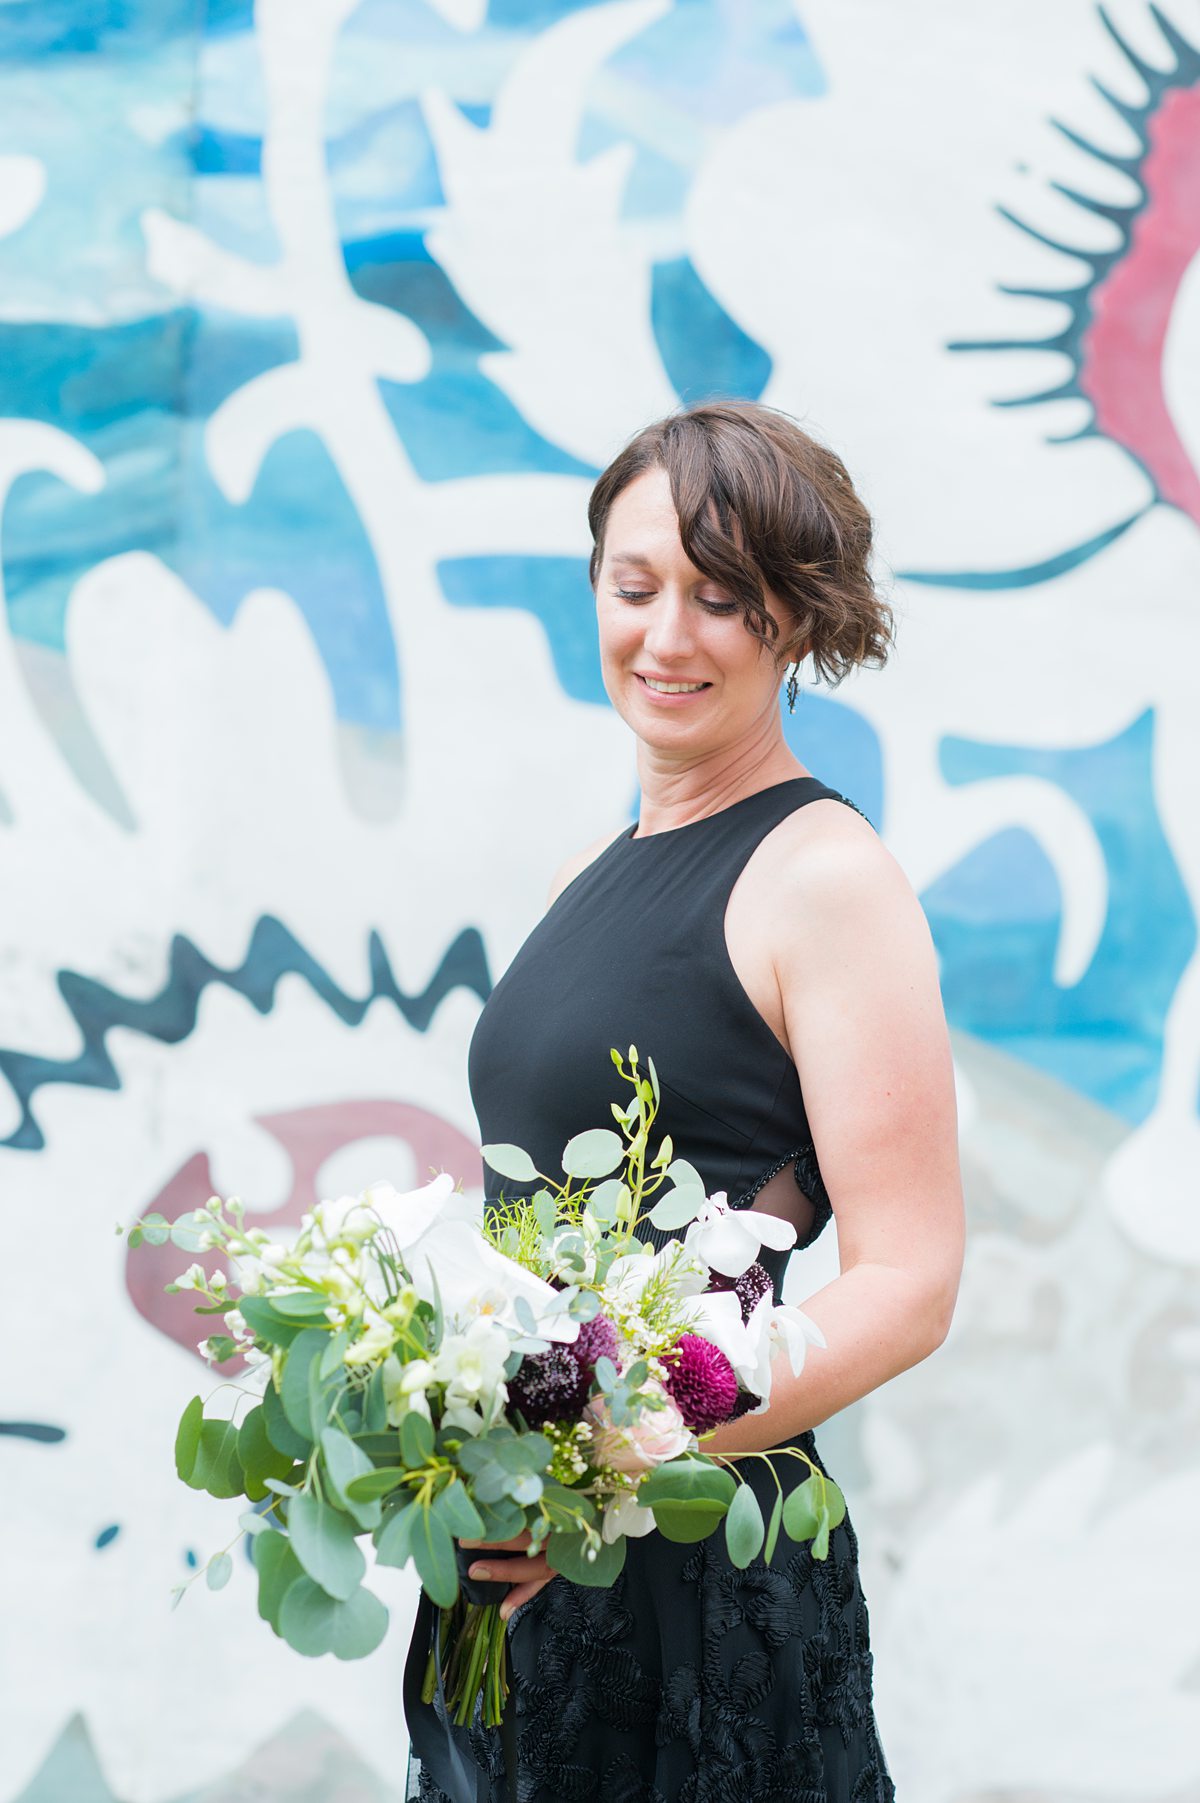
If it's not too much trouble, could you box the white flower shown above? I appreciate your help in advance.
[606,1239,708,1306]
[433,1315,511,1432]
[344,1304,396,1368]
[771,1302,827,1376]
[222,1308,248,1339]
[175,1263,207,1292]
[600,1488,658,1544]
[683,1191,796,1278]
[310,1194,377,1245]
[406,1220,580,1344]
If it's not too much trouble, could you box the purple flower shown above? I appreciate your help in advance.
[661,1333,738,1430]
[508,1311,620,1426]
[706,1259,772,1324]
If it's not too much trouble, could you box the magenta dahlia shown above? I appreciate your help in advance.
[661,1333,739,1430]
[508,1311,620,1426]
[706,1259,772,1324]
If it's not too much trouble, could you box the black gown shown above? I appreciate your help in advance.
[405,776,897,1803]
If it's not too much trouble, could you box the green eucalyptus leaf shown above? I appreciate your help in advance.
[278,1577,389,1660]
[270,1291,334,1320]
[724,1482,765,1569]
[481,1143,538,1183]
[637,1459,735,1511]
[475,1498,526,1543]
[174,1396,203,1484]
[822,1478,847,1530]
[281,1329,328,1438]
[238,1295,306,1348]
[344,1467,408,1503]
[206,1552,233,1591]
[781,1476,822,1542]
[362,1363,388,1432]
[190,1418,245,1500]
[237,1406,296,1502]
[400,1409,435,1469]
[546,1530,625,1587]
[663,1158,705,1194]
[811,1511,831,1561]
[561,1128,625,1180]
[252,1528,304,1634]
[373,1498,418,1568]
[646,1188,704,1231]
[764,1489,784,1565]
[319,1328,350,1380]
[287,1491,366,1602]
[263,1379,311,1460]
[648,1501,730,1543]
[169,1210,210,1253]
[410,1504,458,1607]
[320,1427,382,1531]
[433,1479,485,1540]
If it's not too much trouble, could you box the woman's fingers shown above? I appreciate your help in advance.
[499,1571,557,1618]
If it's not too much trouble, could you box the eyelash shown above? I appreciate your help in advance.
[615,588,740,615]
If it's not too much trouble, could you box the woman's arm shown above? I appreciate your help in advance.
[705,813,965,1455]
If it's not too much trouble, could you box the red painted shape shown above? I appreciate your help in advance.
[1080,84,1200,524]
[124,1101,484,1370]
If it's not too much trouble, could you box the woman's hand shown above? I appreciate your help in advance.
[458,1529,559,1620]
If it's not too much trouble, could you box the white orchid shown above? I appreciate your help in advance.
[683,1190,797,1277]
[380,1353,435,1426]
[344,1303,396,1368]
[434,1316,511,1434]
[606,1238,708,1306]
[599,1487,658,1544]
[404,1220,580,1344]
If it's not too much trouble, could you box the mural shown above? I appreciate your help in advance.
[1,1,1197,1799]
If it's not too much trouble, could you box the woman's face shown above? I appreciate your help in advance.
[594,466,793,756]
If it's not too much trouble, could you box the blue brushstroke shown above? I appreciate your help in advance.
[924,709,1195,1121]
[95,1524,120,1549]
[439,556,603,702]
[897,507,1150,590]
[0,0,253,58]
[0,308,399,734]
[0,1421,67,1442]
[782,692,885,831]
[0,918,493,1153]
[652,255,772,405]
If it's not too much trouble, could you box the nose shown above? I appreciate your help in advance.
[640,590,697,663]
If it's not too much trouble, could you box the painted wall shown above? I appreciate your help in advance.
[2,1,1198,1799]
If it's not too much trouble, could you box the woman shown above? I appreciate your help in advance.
[407,398,965,1802]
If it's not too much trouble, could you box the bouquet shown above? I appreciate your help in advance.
[126,1046,844,1734]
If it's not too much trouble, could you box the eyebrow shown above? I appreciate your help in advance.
[608,552,656,568]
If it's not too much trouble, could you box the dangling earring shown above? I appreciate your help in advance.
[785,662,799,714]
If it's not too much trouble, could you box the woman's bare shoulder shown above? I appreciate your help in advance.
[545,821,630,909]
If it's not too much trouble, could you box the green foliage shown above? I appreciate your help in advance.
[409,1504,458,1607]
[637,1457,736,1544]
[286,1492,366,1602]
[724,1482,765,1569]
[481,1143,538,1183]
[278,1578,389,1660]
[764,1489,784,1564]
[561,1128,624,1180]
[237,1406,296,1502]
[186,1418,245,1500]
[174,1397,203,1483]
[263,1378,310,1460]
[252,1527,305,1634]
[238,1295,308,1348]
[781,1473,846,1561]
[545,1528,625,1587]
[206,1552,233,1591]
[320,1427,382,1531]
[374,1499,418,1568]
[400,1410,435,1469]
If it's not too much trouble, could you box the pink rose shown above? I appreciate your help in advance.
[586,1383,693,1474]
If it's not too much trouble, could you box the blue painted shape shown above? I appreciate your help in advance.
[605,0,826,124]
[95,1524,120,1549]
[782,692,885,830]
[0,0,252,58]
[439,555,604,703]
[185,1548,198,1569]
[379,370,596,483]
[652,255,772,404]
[926,708,1195,1121]
[0,917,493,1152]
[0,1420,66,1442]
[9,1713,116,1803]
[0,306,400,734]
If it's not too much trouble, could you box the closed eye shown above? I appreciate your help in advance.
[615,587,739,615]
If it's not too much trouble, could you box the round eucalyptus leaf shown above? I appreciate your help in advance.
[174,1396,203,1484]
[561,1128,625,1180]
[481,1143,538,1183]
[287,1491,366,1602]
[279,1577,389,1661]
[546,1530,625,1587]
[206,1552,233,1591]
[724,1482,765,1569]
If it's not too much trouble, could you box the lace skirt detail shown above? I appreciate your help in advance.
[404,1428,895,1803]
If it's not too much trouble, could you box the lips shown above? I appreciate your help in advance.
[636,674,712,694]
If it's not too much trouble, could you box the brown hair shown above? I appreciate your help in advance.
[587,398,894,687]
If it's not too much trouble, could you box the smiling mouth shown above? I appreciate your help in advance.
[636,674,712,694]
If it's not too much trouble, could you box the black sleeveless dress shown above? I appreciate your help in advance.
[405,776,897,1803]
